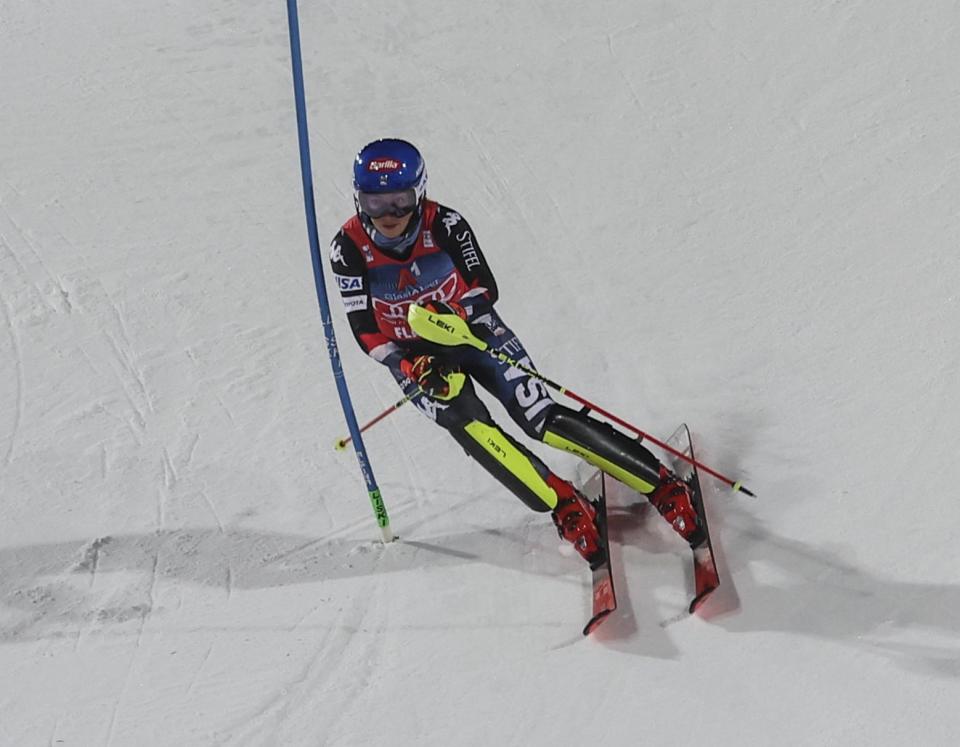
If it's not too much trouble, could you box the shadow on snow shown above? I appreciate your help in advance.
[1,497,959,677]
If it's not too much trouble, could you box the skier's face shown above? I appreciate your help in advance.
[370,212,413,238]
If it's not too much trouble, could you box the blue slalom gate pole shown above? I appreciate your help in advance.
[285,0,393,542]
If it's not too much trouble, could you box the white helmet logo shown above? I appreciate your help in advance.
[368,158,401,172]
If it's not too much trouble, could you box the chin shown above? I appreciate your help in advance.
[372,213,413,236]
[375,222,408,238]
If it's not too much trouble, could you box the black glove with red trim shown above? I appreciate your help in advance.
[400,354,463,400]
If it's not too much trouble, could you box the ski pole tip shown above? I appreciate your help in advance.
[334,438,347,451]
[732,481,756,497]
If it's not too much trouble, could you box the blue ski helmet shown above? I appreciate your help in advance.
[353,139,427,221]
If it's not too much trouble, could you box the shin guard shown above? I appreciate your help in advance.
[542,407,661,494]
[450,419,560,512]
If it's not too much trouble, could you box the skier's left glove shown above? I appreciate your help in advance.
[420,300,467,320]
[400,354,465,401]
[419,299,501,336]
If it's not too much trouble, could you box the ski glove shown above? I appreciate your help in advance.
[420,300,467,320]
[417,298,504,338]
[400,355,465,401]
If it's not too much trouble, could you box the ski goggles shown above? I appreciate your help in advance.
[357,189,418,219]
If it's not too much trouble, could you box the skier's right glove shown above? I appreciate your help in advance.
[400,355,465,401]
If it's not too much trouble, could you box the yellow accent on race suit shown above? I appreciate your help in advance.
[543,431,656,495]
[463,421,559,509]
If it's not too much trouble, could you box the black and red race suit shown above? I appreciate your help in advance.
[329,200,667,519]
[330,201,495,363]
[330,200,555,439]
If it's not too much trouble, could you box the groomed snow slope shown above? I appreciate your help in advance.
[1,1,959,745]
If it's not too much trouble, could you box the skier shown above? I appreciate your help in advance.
[329,138,704,568]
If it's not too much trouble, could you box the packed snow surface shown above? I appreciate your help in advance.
[1,1,959,745]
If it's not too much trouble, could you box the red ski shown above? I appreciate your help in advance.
[581,471,616,635]
[577,424,718,633]
[665,424,720,613]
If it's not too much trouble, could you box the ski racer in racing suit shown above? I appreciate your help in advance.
[330,139,703,568]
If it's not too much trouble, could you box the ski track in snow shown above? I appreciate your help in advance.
[223,572,389,744]
[104,556,157,747]
[0,199,39,468]
[0,276,23,467]
[2,1,960,745]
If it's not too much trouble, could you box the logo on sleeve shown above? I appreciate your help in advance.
[441,211,462,236]
[343,295,368,313]
[330,241,346,267]
[457,229,480,270]
[335,274,364,292]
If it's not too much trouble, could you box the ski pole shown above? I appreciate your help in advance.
[334,392,416,451]
[408,305,755,497]
[334,333,535,449]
